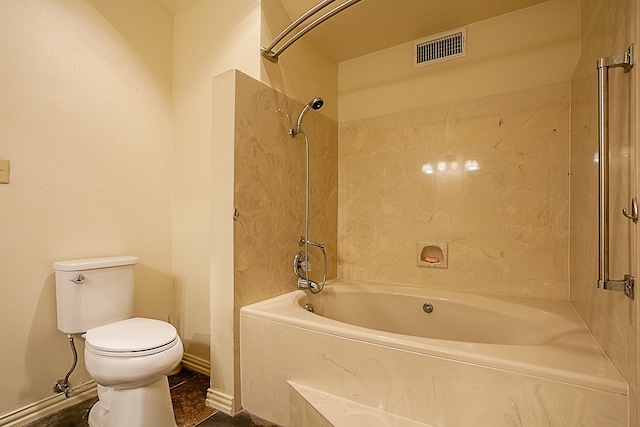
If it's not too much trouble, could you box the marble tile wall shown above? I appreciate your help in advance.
[233,70,338,309]
[338,83,571,299]
[232,70,338,400]
[570,0,638,424]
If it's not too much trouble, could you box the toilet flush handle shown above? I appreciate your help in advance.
[68,274,85,284]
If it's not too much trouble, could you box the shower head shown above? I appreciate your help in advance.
[308,98,324,110]
[291,97,324,136]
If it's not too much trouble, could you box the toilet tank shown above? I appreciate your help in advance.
[54,256,138,334]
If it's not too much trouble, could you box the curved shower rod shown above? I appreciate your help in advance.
[261,0,363,63]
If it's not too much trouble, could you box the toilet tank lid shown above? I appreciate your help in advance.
[53,256,139,271]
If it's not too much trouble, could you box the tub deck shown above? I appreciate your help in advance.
[240,281,627,426]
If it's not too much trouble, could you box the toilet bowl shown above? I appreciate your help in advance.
[84,318,183,388]
[53,257,184,427]
[84,318,183,427]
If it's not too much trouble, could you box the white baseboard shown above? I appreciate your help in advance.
[0,381,97,427]
[206,388,236,415]
[181,353,210,375]
[1,354,208,427]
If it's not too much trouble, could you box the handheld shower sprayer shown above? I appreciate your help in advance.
[290,97,324,137]
[289,97,327,294]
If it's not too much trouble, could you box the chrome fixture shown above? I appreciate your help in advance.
[422,302,434,313]
[290,98,327,294]
[622,196,638,223]
[290,98,324,137]
[294,237,327,293]
[261,0,363,63]
[304,303,314,313]
[68,274,85,284]
[53,334,78,398]
[597,44,635,299]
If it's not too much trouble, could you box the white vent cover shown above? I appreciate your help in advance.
[413,27,466,67]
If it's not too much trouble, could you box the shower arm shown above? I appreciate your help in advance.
[596,44,635,299]
[261,0,363,63]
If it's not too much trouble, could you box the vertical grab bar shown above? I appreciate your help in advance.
[596,44,635,299]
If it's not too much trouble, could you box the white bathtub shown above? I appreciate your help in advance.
[240,280,628,426]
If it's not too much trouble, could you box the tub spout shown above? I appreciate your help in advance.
[297,277,324,293]
[297,277,309,289]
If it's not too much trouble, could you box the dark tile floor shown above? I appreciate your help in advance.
[25,368,280,427]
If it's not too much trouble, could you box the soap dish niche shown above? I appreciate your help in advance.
[417,242,448,269]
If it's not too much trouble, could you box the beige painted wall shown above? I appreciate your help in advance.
[2,0,617,423]
[173,0,338,373]
[169,0,340,412]
[209,69,237,412]
[260,0,339,122]
[0,0,335,417]
[0,0,173,416]
[338,0,581,122]
[570,0,638,424]
[172,0,262,364]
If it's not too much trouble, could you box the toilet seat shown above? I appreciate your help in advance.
[85,317,178,357]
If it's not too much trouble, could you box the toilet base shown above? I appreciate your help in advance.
[89,377,177,427]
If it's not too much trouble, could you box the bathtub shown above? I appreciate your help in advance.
[240,280,628,426]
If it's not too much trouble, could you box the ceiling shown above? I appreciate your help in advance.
[159,0,201,15]
[160,0,551,61]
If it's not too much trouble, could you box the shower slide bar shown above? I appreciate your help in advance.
[261,0,363,62]
[597,44,635,299]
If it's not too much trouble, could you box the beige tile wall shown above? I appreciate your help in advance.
[232,71,338,402]
[570,0,638,424]
[338,83,571,300]
[234,71,338,308]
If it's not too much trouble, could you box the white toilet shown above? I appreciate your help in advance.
[54,256,183,427]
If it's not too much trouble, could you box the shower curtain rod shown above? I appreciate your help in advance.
[261,0,363,63]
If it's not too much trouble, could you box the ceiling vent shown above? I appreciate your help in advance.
[413,27,466,68]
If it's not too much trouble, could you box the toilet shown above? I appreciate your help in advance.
[54,256,183,427]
